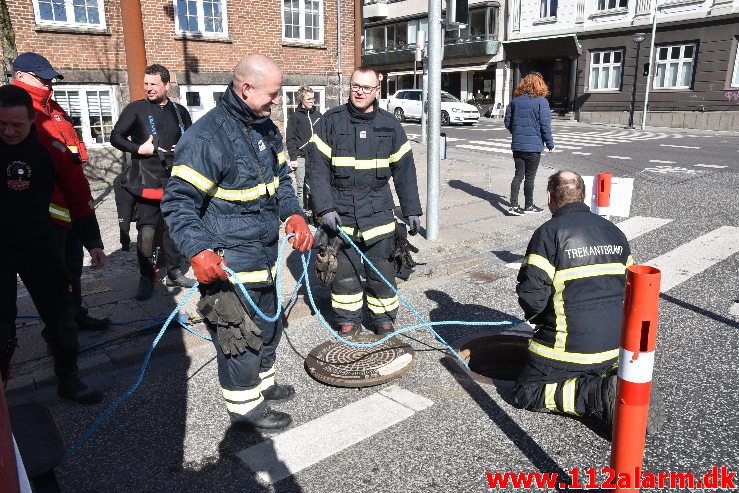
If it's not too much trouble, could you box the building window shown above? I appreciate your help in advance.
[597,0,627,10]
[174,0,227,36]
[180,84,227,122]
[54,86,117,146]
[654,44,695,89]
[33,0,106,29]
[731,44,739,88]
[282,0,323,43]
[282,86,326,120]
[407,18,429,46]
[540,0,557,18]
[589,50,623,91]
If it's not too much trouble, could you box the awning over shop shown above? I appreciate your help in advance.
[503,34,581,61]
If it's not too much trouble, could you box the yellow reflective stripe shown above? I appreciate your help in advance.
[67,145,79,153]
[313,135,332,158]
[366,295,399,314]
[562,378,578,415]
[225,395,265,415]
[626,255,634,267]
[361,221,396,241]
[553,262,628,283]
[553,281,568,351]
[388,141,411,163]
[340,225,356,236]
[222,386,262,403]
[332,292,364,311]
[49,204,71,222]
[331,157,390,169]
[259,366,276,391]
[229,265,277,284]
[277,151,287,164]
[529,340,619,365]
[544,384,557,411]
[171,165,276,203]
[521,254,555,280]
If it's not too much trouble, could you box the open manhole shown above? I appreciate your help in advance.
[457,334,530,383]
[305,333,415,388]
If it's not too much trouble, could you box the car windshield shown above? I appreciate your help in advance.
[441,93,461,103]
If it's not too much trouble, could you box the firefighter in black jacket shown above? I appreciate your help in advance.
[110,64,194,300]
[513,170,632,428]
[307,66,422,337]
[0,85,104,403]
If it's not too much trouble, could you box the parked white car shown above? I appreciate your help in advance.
[387,89,480,126]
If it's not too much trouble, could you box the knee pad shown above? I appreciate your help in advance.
[138,225,156,257]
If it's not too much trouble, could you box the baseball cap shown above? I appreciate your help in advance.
[12,52,64,80]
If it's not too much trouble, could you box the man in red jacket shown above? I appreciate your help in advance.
[12,52,109,331]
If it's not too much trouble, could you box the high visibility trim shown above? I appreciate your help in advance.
[67,145,79,153]
[228,265,277,284]
[366,295,399,314]
[617,349,655,384]
[49,204,71,222]
[544,383,557,411]
[340,221,396,242]
[313,135,332,158]
[259,366,276,391]
[389,141,411,163]
[529,340,619,365]
[562,378,578,415]
[225,395,265,415]
[277,151,287,164]
[331,157,390,169]
[222,386,262,403]
[521,254,555,280]
[332,292,364,312]
[626,255,634,267]
[171,165,277,203]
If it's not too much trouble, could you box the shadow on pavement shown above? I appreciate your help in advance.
[447,179,511,215]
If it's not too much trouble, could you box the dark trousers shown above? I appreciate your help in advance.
[136,198,186,277]
[207,286,282,421]
[113,170,136,235]
[0,241,79,377]
[513,357,614,418]
[331,236,398,327]
[48,223,85,312]
[510,151,541,208]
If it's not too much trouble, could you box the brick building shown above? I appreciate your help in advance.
[6,0,357,152]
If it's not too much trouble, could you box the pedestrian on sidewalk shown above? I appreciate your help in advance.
[162,54,313,431]
[110,64,195,300]
[286,84,321,218]
[11,52,110,332]
[307,66,422,338]
[504,72,555,216]
[0,85,104,404]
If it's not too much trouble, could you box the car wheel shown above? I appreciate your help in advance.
[394,107,405,122]
[441,110,450,126]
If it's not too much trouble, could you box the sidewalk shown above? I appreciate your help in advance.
[8,136,552,396]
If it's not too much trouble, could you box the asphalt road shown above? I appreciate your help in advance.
[34,119,739,492]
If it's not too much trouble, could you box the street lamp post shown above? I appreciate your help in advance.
[628,32,647,128]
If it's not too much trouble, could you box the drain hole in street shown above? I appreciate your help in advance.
[459,335,529,381]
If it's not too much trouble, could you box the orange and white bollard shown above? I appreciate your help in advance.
[596,172,612,218]
[610,265,661,493]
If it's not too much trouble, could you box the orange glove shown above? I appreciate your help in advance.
[285,214,313,252]
[191,250,228,284]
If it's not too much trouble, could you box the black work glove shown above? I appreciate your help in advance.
[406,216,421,236]
[215,322,262,357]
[320,211,342,231]
[197,289,262,357]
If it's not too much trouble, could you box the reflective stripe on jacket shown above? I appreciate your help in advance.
[516,202,633,370]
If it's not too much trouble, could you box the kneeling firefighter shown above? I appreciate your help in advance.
[162,55,312,431]
[307,66,422,338]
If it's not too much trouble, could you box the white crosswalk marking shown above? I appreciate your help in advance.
[660,144,700,149]
[236,385,433,483]
[694,164,727,169]
[607,156,632,160]
[457,144,511,154]
[572,151,592,155]
[616,216,673,241]
[649,159,676,164]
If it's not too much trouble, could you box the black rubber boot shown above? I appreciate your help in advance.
[58,373,103,405]
[136,276,154,301]
[239,407,292,431]
[76,312,110,332]
[165,268,197,288]
[262,384,295,403]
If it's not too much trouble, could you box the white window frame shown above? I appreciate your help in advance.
[540,0,557,18]
[282,0,324,44]
[653,43,696,90]
[588,49,624,92]
[33,0,107,30]
[173,0,229,38]
[731,43,739,88]
[53,85,119,148]
[597,0,628,10]
[282,85,326,122]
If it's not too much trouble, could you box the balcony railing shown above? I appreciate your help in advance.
[363,36,500,66]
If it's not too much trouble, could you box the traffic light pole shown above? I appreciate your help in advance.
[426,0,442,241]
[641,2,658,130]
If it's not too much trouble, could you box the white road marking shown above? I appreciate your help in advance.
[649,159,676,164]
[694,164,727,169]
[616,216,673,241]
[572,151,592,156]
[660,144,700,149]
[467,140,509,147]
[729,302,739,318]
[457,144,511,154]
[647,226,739,292]
[506,262,522,269]
[236,385,433,484]
[607,156,632,160]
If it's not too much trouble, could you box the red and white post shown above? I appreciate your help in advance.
[596,172,612,218]
[610,265,661,493]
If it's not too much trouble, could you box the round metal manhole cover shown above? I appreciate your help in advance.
[305,333,415,388]
[459,334,529,382]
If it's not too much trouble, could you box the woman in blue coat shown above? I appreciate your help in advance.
[504,72,555,215]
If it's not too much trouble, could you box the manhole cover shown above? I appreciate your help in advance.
[305,333,415,388]
[459,334,529,382]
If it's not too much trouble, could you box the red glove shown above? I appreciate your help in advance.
[285,214,313,252]
[191,250,228,284]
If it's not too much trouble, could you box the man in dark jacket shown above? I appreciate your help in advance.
[286,85,321,213]
[307,66,422,337]
[513,170,632,428]
[0,85,103,404]
[110,64,194,300]
[162,55,312,431]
